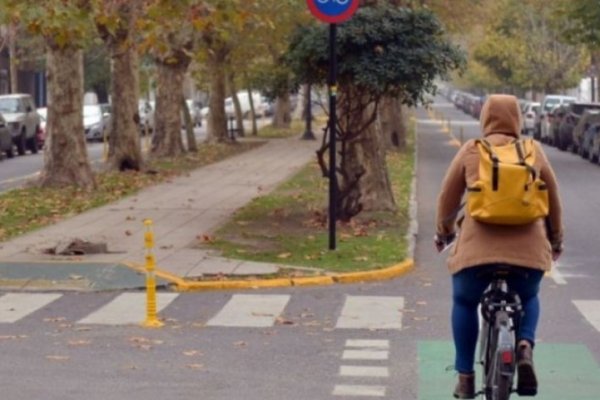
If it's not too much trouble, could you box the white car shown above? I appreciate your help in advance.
[0,94,41,155]
[521,102,540,135]
[83,104,111,141]
[203,91,265,120]
[538,95,576,142]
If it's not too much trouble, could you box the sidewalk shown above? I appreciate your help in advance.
[0,135,326,291]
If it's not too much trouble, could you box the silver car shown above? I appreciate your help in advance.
[0,112,14,158]
[84,104,111,141]
[0,94,41,155]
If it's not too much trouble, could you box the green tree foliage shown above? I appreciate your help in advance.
[287,4,463,220]
[287,5,464,106]
[469,0,587,94]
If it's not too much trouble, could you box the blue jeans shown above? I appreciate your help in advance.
[452,264,544,374]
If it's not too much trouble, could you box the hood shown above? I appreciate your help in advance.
[1,113,25,124]
[479,94,521,138]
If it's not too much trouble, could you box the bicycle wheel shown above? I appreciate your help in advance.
[494,370,512,400]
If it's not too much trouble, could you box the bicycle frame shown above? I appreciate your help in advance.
[478,278,523,400]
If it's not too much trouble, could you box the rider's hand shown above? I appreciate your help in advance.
[551,242,563,261]
[434,232,455,253]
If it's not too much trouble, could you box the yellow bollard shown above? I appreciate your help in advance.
[142,219,164,328]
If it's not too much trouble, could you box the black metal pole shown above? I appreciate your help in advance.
[301,83,316,140]
[328,23,337,250]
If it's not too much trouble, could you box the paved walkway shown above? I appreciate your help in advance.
[0,135,322,290]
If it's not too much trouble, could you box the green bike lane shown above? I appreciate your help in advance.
[412,101,600,399]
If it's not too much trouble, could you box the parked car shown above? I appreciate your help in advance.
[185,99,202,127]
[138,101,154,134]
[537,94,576,142]
[521,102,540,135]
[556,102,600,150]
[36,107,47,150]
[579,122,600,161]
[0,94,41,155]
[572,110,600,154]
[0,112,14,158]
[548,104,569,147]
[83,104,111,141]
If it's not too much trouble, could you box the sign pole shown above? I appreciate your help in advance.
[306,0,358,251]
[328,23,337,250]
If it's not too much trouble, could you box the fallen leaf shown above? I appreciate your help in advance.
[416,301,427,306]
[125,230,133,236]
[186,364,204,369]
[277,252,292,259]
[43,317,67,323]
[68,340,91,346]
[68,274,84,280]
[182,350,202,357]
[233,341,247,348]
[353,256,369,261]
[0,335,28,340]
[275,317,295,326]
[46,355,70,361]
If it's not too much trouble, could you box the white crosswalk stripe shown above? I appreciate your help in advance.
[206,294,290,327]
[0,292,406,329]
[77,293,179,325]
[573,300,600,332]
[336,295,404,330]
[0,293,62,323]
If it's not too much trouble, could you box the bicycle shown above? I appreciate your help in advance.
[477,266,524,400]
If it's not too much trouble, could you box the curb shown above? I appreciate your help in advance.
[123,259,414,292]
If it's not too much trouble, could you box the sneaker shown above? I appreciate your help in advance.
[453,373,475,399]
[517,342,538,396]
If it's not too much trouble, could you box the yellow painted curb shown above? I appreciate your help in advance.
[123,259,413,292]
[334,259,414,284]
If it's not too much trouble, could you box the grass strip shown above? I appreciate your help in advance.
[204,126,415,273]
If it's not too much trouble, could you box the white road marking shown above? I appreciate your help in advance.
[573,300,600,332]
[0,293,62,323]
[77,292,178,325]
[345,339,389,348]
[339,366,389,378]
[206,294,290,327]
[342,350,389,360]
[332,384,386,397]
[336,296,404,330]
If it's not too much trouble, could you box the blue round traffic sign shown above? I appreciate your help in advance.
[307,0,359,24]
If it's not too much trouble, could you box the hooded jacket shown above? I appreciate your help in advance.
[436,94,563,274]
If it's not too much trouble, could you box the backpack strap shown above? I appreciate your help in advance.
[476,139,500,191]
[514,139,538,182]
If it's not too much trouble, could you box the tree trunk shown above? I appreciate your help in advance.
[152,62,185,157]
[181,95,197,152]
[338,93,396,219]
[379,95,406,151]
[39,47,95,189]
[8,25,17,93]
[206,52,229,143]
[228,71,244,137]
[272,93,291,129]
[108,45,143,170]
[247,86,258,136]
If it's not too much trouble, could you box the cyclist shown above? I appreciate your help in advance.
[434,94,563,398]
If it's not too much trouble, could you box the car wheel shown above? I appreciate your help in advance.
[27,135,38,154]
[6,145,14,158]
[16,130,26,156]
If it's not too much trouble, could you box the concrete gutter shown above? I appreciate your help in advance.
[123,259,414,292]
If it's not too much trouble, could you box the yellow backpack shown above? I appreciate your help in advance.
[467,138,549,225]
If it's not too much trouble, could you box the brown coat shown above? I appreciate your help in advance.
[436,94,563,275]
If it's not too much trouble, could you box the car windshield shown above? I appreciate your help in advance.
[532,106,540,114]
[544,99,560,112]
[83,106,101,118]
[0,98,21,113]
